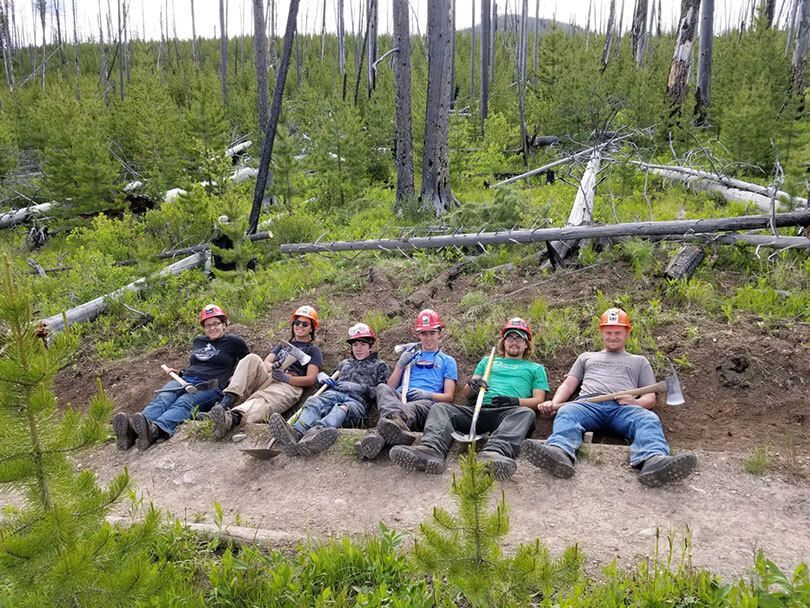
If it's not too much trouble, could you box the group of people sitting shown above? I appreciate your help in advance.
[112,303,697,487]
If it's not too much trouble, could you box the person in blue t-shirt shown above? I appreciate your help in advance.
[354,309,458,460]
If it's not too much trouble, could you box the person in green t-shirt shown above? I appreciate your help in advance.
[389,318,549,481]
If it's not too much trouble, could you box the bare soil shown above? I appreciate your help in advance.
[50,259,809,579]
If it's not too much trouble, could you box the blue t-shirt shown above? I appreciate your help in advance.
[399,350,458,394]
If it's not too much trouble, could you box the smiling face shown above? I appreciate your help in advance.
[502,331,529,359]
[202,317,226,340]
[416,328,442,352]
[292,317,313,342]
[600,326,628,352]
[349,339,372,360]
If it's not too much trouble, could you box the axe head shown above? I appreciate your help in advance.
[664,361,685,406]
[282,341,312,367]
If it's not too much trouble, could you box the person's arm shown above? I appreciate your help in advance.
[520,388,547,409]
[463,374,484,401]
[537,375,581,416]
[617,393,656,409]
[288,363,319,388]
[433,378,456,403]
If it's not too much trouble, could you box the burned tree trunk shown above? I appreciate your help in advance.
[533,0,539,87]
[450,0,456,108]
[763,0,777,27]
[666,0,700,121]
[790,0,809,115]
[631,0,649,65]
[191,0,200,67]
[664,245,705,280]
[219,0,228,105]
[480,0,491,134]
[366,0,378,96]
[421,0,457,216]
[470,0,476,100]
[695,0,714,124]
[491,0,498,84]
[117,0,124,100]
[338,0,346,99]
[601,0,617,71]
[253,0,269,144]
[517,0,529,167]
[393,0,414,203]
[71,0,78,97]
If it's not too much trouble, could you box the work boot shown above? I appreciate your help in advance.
[390,444,446,474]
[521,441,575,478]
[131,413,160,451]
[111,412,136,451]
[378,416,417,446]
[354,431,386,460]
[477,450,518,481]
[210,405,234,440]
[296,426,339,456]
[268,413,303,455]
[216,392,237,410]
[638,453,697,487]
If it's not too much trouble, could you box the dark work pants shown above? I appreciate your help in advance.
[419,403,536,459]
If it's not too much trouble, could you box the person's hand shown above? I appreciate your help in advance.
[491,395,519,407]
[406,388,433,401]
[617,395,642,406]
[336,380,363,393]
[467,378,489,393]
[317,372,337,389]
[271,369,290,384]
[536,400,558,417]
[397,345,420,369]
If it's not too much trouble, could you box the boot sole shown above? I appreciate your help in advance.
[268,413,300,454]
[210,406,231,440]
[390,446,446,474]
[112,412,134,451]
[131,413,154,451]
[378,418,417,446]
[297,428,339,456]
[478,454,518,481]
[639,454,698,487]
[355,434,386,460]
[521,441,575,478]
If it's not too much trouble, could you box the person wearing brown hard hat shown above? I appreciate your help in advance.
[522,307,697,487]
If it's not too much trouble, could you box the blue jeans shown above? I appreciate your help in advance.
[547,400,670,466]
[142,378,222,436]
[293,390,367,434]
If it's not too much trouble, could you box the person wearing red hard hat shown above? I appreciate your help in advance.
[390,317,549,480]
[112,304,250,451]
[268,322,391,456]
[355,309,458,460]
[523,307,697,487]
[209,305,323,439]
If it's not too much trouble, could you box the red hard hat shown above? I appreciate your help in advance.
[290,305,319,331]
[599,308,632,332]
[346,322,376,343]
[501,317,532,341]
[414,309,444,332]
[199,303,228,325]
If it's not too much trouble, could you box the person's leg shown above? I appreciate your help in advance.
[293,392,342,434]
[233,382,303,424]
[419,403,472,457]
[318,396,365,429]
[545,401,605,461]
[482,407,536,459]
[375,384,407,421]
[606,403,671,466]
[153,386,222,436]
[222,353,272,400]
[141,381,183,422]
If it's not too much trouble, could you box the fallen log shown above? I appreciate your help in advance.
[280,211,810,255]
[0,203,53,229]
[38,252,206,335]
[647,168,775,212]
[659,233,810,249]
[664,245,705,280]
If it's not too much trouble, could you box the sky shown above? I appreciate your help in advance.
[17,0,772,46]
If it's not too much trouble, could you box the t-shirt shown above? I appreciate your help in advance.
[399,350,458,394]
[567,350,656,398]
[473,356,549,406]
[184,333,250,390]
[271,340,323,377]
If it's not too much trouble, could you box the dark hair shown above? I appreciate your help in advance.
[290,317,316,341]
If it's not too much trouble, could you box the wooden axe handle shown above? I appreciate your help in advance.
[581,380,668,404]
[161,364,189,386]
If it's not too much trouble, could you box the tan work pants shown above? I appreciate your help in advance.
[225,353,303,423]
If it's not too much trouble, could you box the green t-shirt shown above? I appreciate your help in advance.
[473,356,550,406]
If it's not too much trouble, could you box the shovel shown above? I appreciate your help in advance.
[452,347,497,444]
[562,360,685,407]
[239,370,341,459]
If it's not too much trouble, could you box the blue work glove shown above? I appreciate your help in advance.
[317,372,337,389]
[406,388,433,401]
[467,378,489,393]
[397,345,420,369]
[491,395,520,407]
[271,369,290,384]
[336,380,364,394]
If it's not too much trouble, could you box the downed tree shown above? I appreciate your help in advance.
[648,168,775,211]
[38,252,206,335]
[279,210,810,254]
[664,245,705,280]
[660,233,810,249]
[0,203,53,229]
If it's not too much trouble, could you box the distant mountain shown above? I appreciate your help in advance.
[463,15,583,36]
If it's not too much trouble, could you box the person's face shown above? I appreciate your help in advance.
[349,340,372,360]
[502,332,528,358]
[417,328,442,351]
[292,317,312,340]
[601,326,628,352]
[203,317,226,340]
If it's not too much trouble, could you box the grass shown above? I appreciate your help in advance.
[744,444,773,475]
[362,310,397,334]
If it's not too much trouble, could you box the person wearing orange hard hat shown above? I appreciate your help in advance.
[269,322,391,456]
[208,305,323,439]
[355,309,458,460]
[522,307,697,487]
[112,304,250,451]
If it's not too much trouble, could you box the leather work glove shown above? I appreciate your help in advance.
[317,372,338,389]
[397,345,420,369]
[406,388,433,401]
[467,378,489,393]
[491,395,520,407]
[271,369,290,384]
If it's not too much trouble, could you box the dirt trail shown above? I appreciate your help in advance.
[77,425,810,581]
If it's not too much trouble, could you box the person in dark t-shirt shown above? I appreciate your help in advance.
[112,304,249,451]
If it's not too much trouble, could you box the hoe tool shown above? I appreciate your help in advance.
[452,347,497,444]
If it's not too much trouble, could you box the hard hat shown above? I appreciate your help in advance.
[501,317,532,341]
[599,308,632,332]
[414,309,444,332]
[199,304,229,325]
[290,305,319,330]
[346,322,376,344]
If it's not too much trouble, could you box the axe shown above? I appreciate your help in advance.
[240,370,340,459]
[394,343,419,404]
[563,361,685,407]
[157,364,217,394]
[452,347,497,444]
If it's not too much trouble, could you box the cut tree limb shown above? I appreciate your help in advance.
[0,203,53,229]
[664,245,705,279]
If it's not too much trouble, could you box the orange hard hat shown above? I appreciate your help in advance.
[414,309,444,332]
[199,304,228,325]
[599,308,632,332]
[290,305,319,331]
[501,317,532,341]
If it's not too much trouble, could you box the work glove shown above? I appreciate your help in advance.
[270,360,283,370]
[406,388,433,401]
[336,380,363,394]
[271,369,290,384]
[317,372,338,389]
[397,345,420,369]
[491,395,520,407]
[467,378,489,393]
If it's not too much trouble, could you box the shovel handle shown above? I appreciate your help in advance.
[464,347,497,443]
[288,370,340,425]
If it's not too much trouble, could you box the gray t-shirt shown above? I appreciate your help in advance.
[567,350,656,398]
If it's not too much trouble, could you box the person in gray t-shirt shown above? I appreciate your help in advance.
[522,308,696,487]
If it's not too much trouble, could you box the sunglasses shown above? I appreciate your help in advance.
[293,319,311,328]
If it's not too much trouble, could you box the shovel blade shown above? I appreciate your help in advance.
[451,431,483,443]
[239,446,282,459]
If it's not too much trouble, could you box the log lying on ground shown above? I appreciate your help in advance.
[38,252,206,335]
[658,233,810,249]
[664,245,705,280]
[0,203,53,229]
[279,211,810,255]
